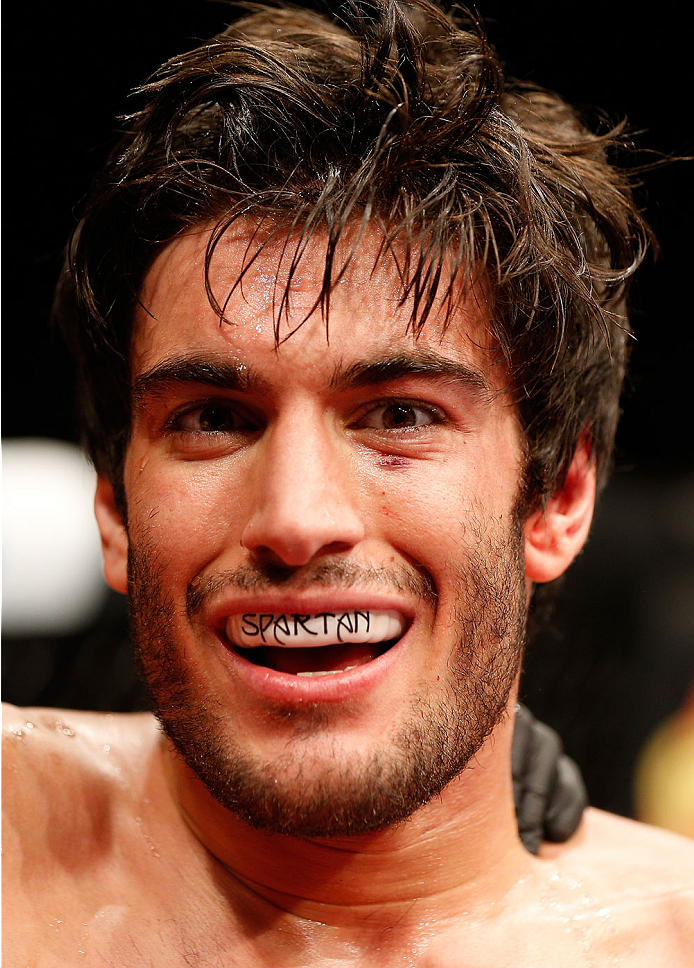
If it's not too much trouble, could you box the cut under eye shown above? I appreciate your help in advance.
[352,401,442,431]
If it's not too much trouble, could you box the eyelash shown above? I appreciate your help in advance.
[165,400,261,436]
[350,398,445,433]
[163,396,446,441]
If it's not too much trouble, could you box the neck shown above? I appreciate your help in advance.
[157,709,534,933]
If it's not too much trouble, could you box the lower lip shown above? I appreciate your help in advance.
[213,629,409,703]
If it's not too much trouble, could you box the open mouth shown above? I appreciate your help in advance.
[225,608,407,677]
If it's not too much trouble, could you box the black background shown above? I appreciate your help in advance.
[3,0,692,469]
[3,1,693,817]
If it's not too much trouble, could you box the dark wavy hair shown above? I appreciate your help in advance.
[55,0,650,514]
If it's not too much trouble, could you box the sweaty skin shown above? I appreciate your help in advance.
[4,228,692,966]
[3,705,693,967]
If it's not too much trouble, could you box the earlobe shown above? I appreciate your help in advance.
[524,445,597,584]
[94,476,129,594]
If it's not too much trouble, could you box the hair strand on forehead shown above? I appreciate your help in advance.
[56,0,652,524]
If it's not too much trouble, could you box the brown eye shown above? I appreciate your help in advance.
[384,404,422,428]
[354,401,441,431]
[176,403,256,433]
[197,405,238,432]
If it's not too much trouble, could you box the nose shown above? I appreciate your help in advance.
[240,410,365,567]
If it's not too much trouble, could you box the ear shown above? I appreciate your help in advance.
[94,475,129,594]
[524,444,597,584]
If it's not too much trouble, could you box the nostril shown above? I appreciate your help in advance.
[321,540,360,556]
[243,545,302,571]
[241,538,334,569]
[240,508,365,567]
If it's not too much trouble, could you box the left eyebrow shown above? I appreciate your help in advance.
[330,351,494,400]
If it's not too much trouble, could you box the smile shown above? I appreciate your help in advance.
[225,609,408,677]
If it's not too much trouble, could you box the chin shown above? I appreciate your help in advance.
[143,636,521,836]
[155,692,500,837]
[129,517,528,837]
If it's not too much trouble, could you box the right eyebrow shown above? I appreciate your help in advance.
[131,355,270,410]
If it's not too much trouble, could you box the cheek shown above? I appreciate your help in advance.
[125,459,246,566]
[366,462,471,557]
[365,444,521,564]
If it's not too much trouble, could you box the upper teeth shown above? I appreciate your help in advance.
[226,609,406,648]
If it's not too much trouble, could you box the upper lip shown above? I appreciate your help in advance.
[203,592,418,637]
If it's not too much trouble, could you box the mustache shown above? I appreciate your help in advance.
[186,557,437,617]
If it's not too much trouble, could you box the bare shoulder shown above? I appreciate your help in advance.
[538,808,694,964]
[2,705,186,964]
[2,701,159,777]
[543,805,694,871]
[2,702,159,855]
[2,700,158,745]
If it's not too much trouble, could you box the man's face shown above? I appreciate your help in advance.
[112,225,530,836]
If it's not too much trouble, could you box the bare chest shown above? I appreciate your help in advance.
[6,874,687,968]
[5,827,692,968]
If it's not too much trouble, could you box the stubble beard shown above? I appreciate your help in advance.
[128,515,527,838]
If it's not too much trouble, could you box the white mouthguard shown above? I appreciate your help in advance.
[226,608,406,648]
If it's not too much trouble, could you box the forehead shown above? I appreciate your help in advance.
[133,222,500,380]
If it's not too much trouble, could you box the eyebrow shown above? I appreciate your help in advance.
[330,351,493,399]
[131,355,270,409]
[131,348,494,409]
